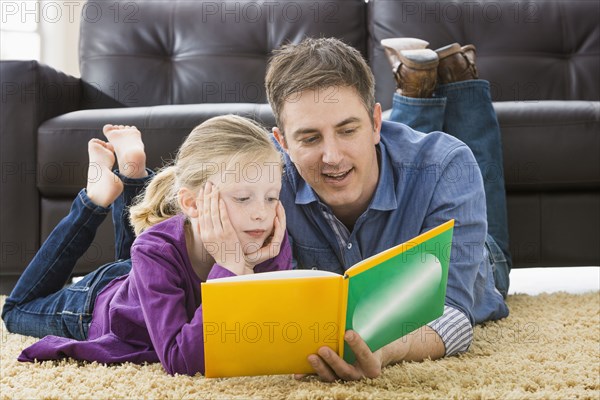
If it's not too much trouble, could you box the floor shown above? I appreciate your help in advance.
[2,267,599,297]
[508,266,600,295]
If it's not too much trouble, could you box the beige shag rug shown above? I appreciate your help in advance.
[1,292,599,400]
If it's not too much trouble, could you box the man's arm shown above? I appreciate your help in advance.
[382,325,446,364]
[300,143,484,382]
[298,326,445,382]
[302,303,474,381]
[300,303,477,382]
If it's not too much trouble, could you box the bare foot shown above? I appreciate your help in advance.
[103,124,148,179]
[87,139,124,207]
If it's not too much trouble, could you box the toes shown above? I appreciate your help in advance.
[89,138,111,148]
[102,124,140,138]
[88,138,104,147]
[102,124,116,134]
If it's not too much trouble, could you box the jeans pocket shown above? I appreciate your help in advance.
[485,234,510,298]
[69,261,131,314]
[60,311,92,340]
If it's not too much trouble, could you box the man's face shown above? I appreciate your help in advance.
[274,86,382,220]
[211,157,282,253]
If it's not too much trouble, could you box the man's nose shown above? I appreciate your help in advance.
[321,137,343,166]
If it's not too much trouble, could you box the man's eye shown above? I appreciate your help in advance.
[301,136,319,145]
[342,128,356,135]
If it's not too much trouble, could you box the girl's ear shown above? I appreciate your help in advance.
[178,187,199,218]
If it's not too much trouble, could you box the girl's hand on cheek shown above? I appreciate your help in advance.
[197,182,252,275]
[244,201,287,267]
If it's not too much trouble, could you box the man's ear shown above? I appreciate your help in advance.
[372,103,383,145]
[178,187,199,218]
[272,127,288,152]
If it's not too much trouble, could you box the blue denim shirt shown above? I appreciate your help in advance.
[278,120,509,325]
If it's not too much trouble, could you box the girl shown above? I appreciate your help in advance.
[1,115,291,376]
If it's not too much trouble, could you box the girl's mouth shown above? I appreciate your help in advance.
[244,230,266,238]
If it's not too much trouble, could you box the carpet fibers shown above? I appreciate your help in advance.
[1,292,599,399]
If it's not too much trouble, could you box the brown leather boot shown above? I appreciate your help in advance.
[394,49,439,98]
[436,43,479,84]
[381,38,429,73]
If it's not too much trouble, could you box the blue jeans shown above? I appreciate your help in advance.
[1,171,151,339]
[390,80,511,297]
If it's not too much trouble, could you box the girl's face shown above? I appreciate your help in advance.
[211,156,283,253]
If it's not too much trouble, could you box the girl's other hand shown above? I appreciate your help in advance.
[244,201,287,267]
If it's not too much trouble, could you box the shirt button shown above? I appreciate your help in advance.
[347,243,352,250]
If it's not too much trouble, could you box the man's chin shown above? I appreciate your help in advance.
[318,190,357,210]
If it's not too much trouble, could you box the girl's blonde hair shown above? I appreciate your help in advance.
[129,114,281,235]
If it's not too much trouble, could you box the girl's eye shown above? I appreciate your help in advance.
[267,197,279,203]
[234,197,250,203]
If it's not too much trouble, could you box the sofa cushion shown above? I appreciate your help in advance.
[368,0,600,110]
[508,192,600,267]
[496,100,600,191]
[79,0,367,107]
[37,103,275,197]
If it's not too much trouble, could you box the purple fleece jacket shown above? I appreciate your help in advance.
[18,214,292,375]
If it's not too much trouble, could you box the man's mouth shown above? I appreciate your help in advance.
[322,168,352,182]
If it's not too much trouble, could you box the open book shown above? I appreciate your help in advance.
[201,219,454,378]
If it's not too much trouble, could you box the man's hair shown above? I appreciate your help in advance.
[265,37,376,131]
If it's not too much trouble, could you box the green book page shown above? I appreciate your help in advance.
[343,227,453,364]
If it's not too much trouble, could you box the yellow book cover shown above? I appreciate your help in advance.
[202,219,454,377]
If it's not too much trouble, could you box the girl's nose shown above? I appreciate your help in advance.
[251,203,267,221]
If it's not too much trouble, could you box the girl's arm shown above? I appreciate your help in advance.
[131,243,207,375]
[130,232,292,376]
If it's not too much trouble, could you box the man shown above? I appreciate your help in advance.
[265,38,509,382]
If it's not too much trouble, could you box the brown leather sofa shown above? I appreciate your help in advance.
[1,0,598,293]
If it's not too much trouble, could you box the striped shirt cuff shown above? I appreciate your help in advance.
[427,305,473,356]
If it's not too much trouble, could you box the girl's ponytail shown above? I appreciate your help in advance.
[129,166,178,235]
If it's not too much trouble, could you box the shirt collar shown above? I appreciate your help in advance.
[294,140,398,211]
[295,175,319,205]
[369,140,398,211]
